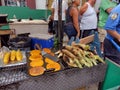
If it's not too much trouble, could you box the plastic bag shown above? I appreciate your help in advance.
[0,46,10,59]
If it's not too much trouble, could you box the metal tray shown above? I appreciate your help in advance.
[0,51,27,68]
[0,51,28,86]
[26,52,65,77]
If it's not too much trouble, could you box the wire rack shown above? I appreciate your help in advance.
[0,64,28,86]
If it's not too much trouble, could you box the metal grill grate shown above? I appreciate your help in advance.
[0,63,107,90]
[0,64,28,86]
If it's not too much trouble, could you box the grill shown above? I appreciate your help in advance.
[0,51,28,86]
[0,63,107,90]
[0,64,28,86]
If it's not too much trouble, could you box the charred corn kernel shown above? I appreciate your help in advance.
[16,49,23,61]
[10,50,16,61]
[3,52,10,64]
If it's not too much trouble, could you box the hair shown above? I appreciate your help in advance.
[71,0,75,2]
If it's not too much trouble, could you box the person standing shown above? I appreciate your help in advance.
[79,0,103,57]
[64,0,80,44]
[104,3,120,64]
[51,0,68,44]
[79,0,97,38]
[98,0,117,52]
[48,15,55,34]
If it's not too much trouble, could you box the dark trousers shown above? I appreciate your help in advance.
[80,29,97,38]
[48,20,55,34]
[104,38,120,64]
[64,23,77,40]
[54,21,65,42]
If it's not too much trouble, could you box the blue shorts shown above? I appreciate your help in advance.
[64,23,77,39]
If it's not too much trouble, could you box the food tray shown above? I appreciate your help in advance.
[0,51,28,86]
[0,52,26,68]
[26,52,65,77]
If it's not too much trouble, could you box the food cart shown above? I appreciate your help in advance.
[0,34,107,90]
[0,8,108,90]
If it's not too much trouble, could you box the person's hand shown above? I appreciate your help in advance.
[117,35,120,42]
[75,37,80,43]
[51,15,54,20]
[67,37,75,45]
[76,32,80,38]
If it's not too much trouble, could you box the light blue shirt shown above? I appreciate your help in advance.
[105,4,120,40]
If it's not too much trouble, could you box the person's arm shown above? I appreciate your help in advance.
[101,0,116,14]
[107,30,120,41]
[70,7,80,38]
[105,12,120,41]
[64,1,68,14]
[79,3,88,15]
[106,7,114,14]
[51,1,55,20]
[51,8,54,20]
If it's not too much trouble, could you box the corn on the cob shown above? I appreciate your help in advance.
[16,49,23,61]
[10,50,16,61]
[3,52,10,64]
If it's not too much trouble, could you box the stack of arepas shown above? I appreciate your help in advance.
[28,49,61,76]
[29,50,45,76]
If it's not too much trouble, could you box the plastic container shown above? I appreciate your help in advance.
[29,34,54,49]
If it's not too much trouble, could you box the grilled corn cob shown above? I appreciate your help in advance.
[10,50,16,61]
[16,49,23,61]
[3,52,10,64]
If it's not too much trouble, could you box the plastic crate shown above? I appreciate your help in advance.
[29,34,54,49]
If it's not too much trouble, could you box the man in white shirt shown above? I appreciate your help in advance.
[51,0,68,45]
